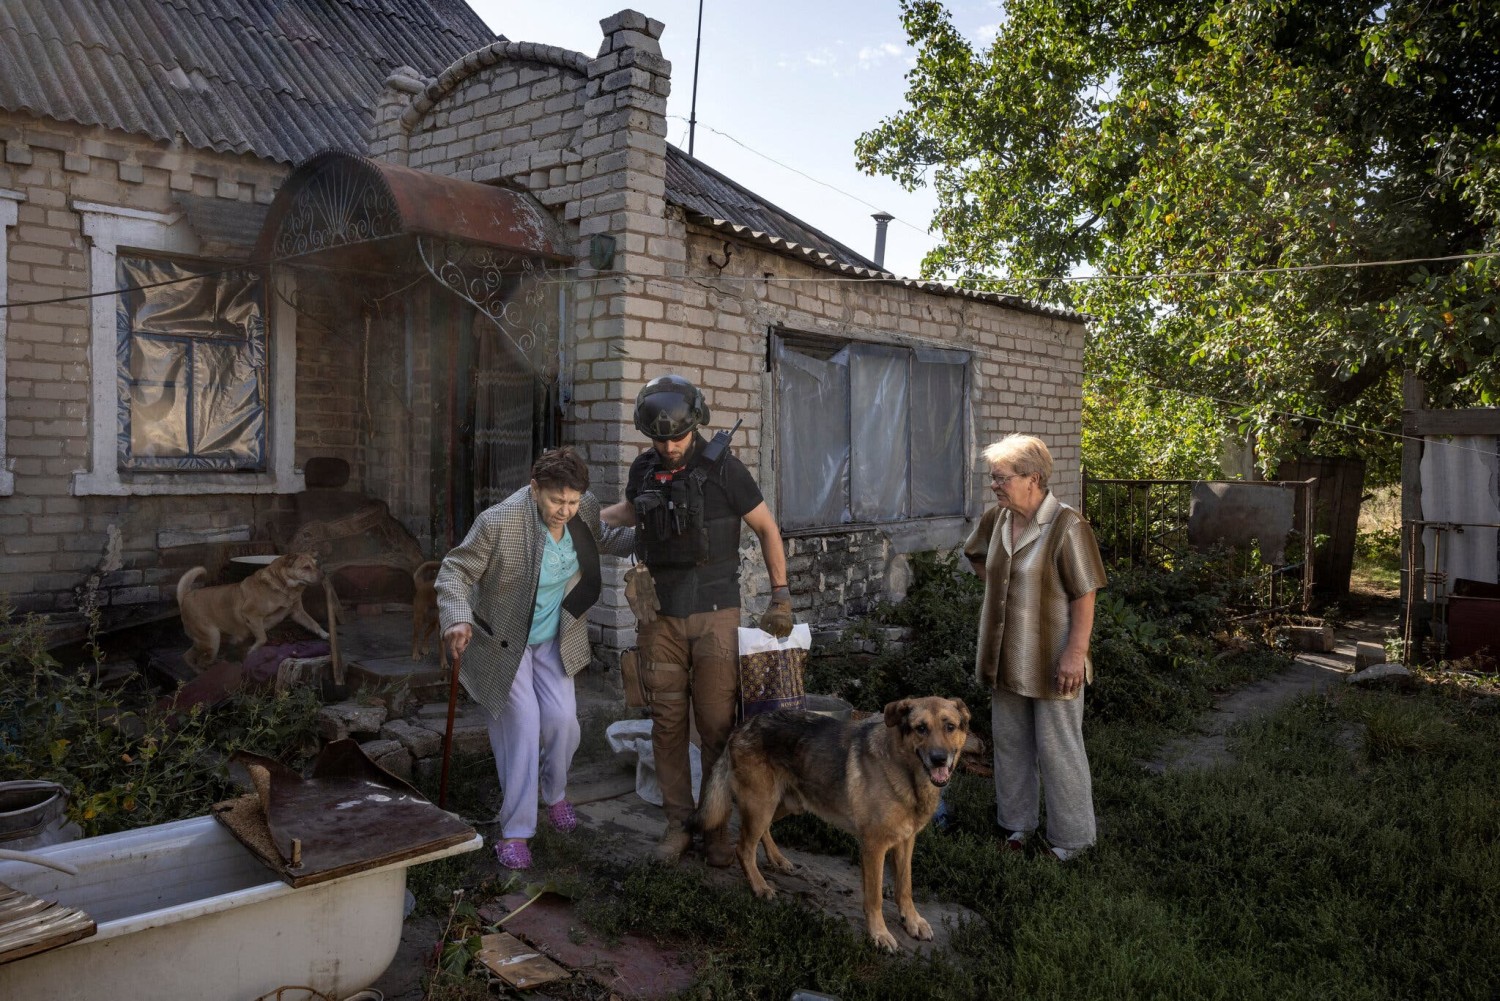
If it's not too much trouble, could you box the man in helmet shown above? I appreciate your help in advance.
[601,374,792,866]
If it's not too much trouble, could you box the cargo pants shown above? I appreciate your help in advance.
[638,607,740,826]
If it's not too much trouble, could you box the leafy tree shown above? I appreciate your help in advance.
[858,0,1500,481]
[1083,378,1225,479]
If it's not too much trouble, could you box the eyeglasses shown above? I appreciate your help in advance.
[989,472,1026,486]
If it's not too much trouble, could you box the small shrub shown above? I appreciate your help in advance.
[1,597,321,836]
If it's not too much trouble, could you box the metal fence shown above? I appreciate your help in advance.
[1082,476,1316,612]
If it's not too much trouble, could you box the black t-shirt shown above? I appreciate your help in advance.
[625,436,764,616]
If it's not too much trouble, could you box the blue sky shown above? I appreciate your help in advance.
[466,2,1004,280]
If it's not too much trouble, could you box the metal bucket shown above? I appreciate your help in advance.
[805,695,853,722]
[0,780,77,849]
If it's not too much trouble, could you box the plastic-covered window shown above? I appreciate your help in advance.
[116,256,266,472]
[776,335,967,529]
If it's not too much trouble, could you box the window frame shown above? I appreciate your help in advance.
[71,201,301,496]
[772,329,971,533]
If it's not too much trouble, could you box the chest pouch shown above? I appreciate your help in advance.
[634,468,711,566]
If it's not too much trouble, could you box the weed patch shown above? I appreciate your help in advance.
[1,600,320,836]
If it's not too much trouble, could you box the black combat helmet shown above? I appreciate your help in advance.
[633,374,710,441]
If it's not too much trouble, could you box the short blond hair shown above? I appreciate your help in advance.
[981,434,1052,490]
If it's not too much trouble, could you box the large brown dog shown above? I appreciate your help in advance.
[176,553,329,669]
[693,696,970,952]
[410,560,446,668]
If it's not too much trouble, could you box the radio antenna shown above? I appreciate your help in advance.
[688,0,704,155]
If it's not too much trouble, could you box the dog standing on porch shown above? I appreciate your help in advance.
[175,553,329,670]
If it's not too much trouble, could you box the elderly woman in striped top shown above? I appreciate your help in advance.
[437,447,634,870]
[964,434,1108,862]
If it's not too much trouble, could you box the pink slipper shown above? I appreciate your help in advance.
[495,840,531,870]
[546,800,578,834]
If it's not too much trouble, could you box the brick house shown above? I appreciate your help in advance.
[0,3,1086,655]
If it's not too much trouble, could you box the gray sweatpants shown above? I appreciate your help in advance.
[990,685,1096,852]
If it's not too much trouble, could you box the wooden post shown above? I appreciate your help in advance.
[1400,372,1425,610]
[1400,372,1425,664]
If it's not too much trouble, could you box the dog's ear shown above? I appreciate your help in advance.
[952,698,971,730]
[883,699,911,730]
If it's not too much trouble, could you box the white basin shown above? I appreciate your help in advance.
[0,815,480,1001]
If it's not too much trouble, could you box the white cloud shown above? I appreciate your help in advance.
[857,42,905,69]
[972,22,1002,44]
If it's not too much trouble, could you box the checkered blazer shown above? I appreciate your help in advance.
[435,487,634,717]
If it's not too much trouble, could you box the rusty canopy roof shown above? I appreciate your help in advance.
[254,151,568,265]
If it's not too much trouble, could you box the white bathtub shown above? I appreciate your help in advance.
[0,815,481,1001]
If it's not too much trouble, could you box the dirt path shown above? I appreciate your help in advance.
[1146,596,1401,774]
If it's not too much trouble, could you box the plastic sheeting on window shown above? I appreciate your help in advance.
[777,340,851,529]
[777,337,968,530]
[910,349,967,517]
[850,344,911,523]
[116,257,265,471]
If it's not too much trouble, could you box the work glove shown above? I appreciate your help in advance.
[623,563,660,626]
[757,585,794,638]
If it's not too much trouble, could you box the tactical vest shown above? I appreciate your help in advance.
[632,448,737,568]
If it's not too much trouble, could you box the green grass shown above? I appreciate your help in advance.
[414,666,1499,1000]
[1350,528,1402,596]
[407,554,1500,999]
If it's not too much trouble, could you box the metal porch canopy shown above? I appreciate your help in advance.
[253,150,569,267]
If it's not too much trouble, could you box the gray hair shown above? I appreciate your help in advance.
[981,433,1052,490]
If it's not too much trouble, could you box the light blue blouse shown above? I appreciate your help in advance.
[527,528,578,645]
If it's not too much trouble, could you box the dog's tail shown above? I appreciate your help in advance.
[413,560,440,584]
[175,566,207,606]
[687,744,736,836]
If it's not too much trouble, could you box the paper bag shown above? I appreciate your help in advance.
[738,623,811,719]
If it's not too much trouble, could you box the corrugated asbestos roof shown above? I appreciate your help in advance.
[666,144,1082,320]
[0,0,496,164]
[666,145,880,271]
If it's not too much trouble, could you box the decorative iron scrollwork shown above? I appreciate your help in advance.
[417,236,562,382]
[274,163,402,258]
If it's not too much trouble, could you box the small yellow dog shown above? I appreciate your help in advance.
[176,553,329,669]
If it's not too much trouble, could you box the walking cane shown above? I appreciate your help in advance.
[438,648,462,809]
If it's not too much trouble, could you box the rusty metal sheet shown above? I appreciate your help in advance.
[0,883,94,966]
[254,152,569,266]
[1187,481,1296,564]
[212,739,474,889]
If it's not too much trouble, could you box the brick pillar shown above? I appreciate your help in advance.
[573,10,672,651]
[370,65,426,163]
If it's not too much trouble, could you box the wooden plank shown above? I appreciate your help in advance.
[1404,408,1500,437]
[475,931,569,990]
[0,883,96,966]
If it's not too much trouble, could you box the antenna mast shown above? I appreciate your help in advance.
[688,0,704,155]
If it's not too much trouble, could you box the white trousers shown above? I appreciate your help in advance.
[486,638,579,840]
[990,685,1096,852]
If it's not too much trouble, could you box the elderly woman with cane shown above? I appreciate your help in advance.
[436,447,634,870]
[964,434,1108,862]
